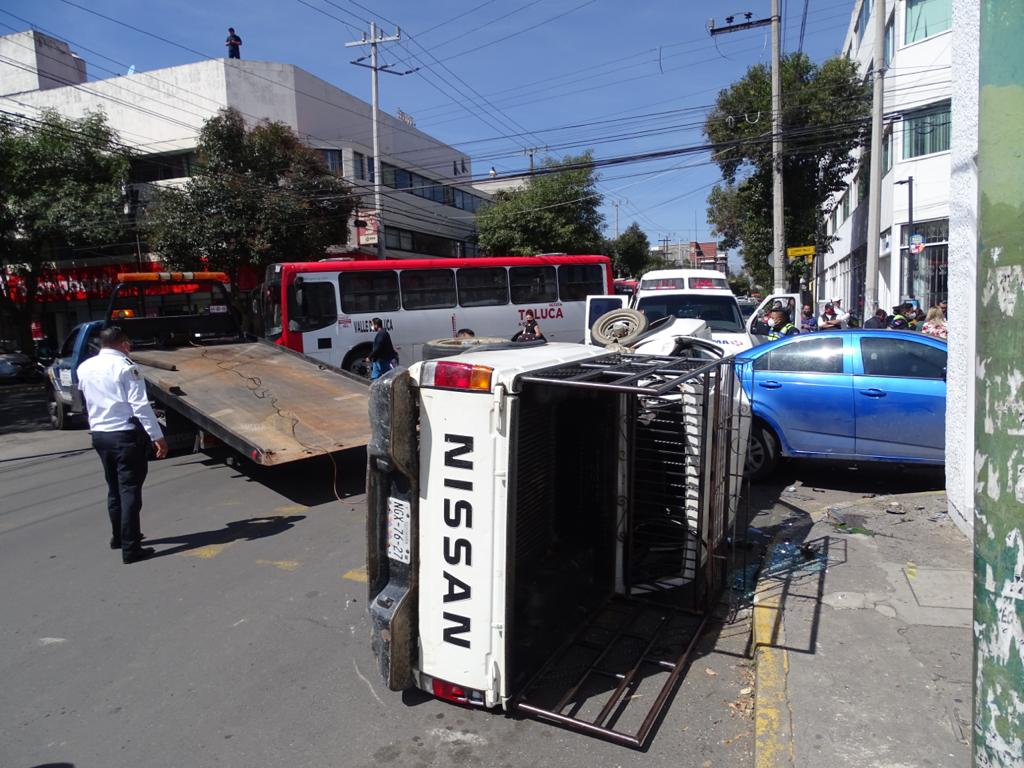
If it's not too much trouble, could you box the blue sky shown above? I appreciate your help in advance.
[1,0,855,257]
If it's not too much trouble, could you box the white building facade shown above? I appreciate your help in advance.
[819,0,952,315]
[0,30,487,263]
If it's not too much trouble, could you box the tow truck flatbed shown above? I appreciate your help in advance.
[132,341,369,466]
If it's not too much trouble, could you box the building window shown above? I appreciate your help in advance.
[882,128,893,174]
[900,218,948,307]
[842,191,850,219]
[830,207,838,233]
[321,149,342,175]
[856,0,872,44]
[884,14,895,66]
[856,169,868,203]
[352,152,366,180]
[905,0,950,44]
[902,102,951,159]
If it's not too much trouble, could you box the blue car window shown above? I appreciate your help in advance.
[758,337,845,374]
[860,337,946,379]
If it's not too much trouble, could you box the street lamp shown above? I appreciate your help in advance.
[895,176,915,300]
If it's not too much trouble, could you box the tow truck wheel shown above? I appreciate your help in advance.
[745,421,778,481]
[48,387,69,430]
[343,347,373,379]
[590,308,648,347]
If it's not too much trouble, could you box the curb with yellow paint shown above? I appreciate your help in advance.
[753,539,795,768]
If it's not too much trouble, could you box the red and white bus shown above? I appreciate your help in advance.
[261,255,613,375]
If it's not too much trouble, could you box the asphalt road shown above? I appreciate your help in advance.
[1,385,944,768]
[1,390,757,768]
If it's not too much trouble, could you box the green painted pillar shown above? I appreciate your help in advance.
[974,1,1024,765]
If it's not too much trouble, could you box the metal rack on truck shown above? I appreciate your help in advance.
[366,341,748,748]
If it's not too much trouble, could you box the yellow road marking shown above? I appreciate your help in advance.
[273,504,307,515]
[179,544,230,559]
[256,559,300,572]
[344,566,368,583]
[754,546,796,768]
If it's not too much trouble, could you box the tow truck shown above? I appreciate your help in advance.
[367,338,748,748]
[46,271,371,465]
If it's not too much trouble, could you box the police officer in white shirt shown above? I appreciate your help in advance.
[77,326,168,564]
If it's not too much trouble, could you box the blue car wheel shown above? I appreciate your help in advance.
[745,422,779,481]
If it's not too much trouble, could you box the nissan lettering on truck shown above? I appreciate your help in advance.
[366,339,748,748]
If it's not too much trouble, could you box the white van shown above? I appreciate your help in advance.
[367,341,747,748]
[592,269,751,353]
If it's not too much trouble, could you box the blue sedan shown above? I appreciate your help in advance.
[734,330,947,479]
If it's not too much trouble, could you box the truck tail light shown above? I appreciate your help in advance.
[427,677,486,706]
[421,361,492,392]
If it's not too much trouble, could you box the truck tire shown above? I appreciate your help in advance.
[343,346,373,379]
[590,308,649,347]
[421,337,516,361]
[48,387,70,430]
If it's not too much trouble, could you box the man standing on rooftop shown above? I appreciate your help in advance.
[225,27,242,59]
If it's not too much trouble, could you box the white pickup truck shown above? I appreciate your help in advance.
[366,339,748,748]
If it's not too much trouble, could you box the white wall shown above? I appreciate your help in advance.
[0,31,85,96]
[946,0,979,538]
[820,0,952,314]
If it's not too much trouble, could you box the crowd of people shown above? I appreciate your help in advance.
[761,298,948,341]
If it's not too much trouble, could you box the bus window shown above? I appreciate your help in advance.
[510,266,557,304]
[558,264,605,301]
[340,271,400,314]
[289,280,337,332]
[457,267,508,307]
[400,269,457,310]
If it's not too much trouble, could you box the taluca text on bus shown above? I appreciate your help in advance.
[259,255,613,376]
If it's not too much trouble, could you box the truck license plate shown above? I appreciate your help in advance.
[387,497,411,564]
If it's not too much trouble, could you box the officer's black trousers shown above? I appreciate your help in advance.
[92,427,150,552]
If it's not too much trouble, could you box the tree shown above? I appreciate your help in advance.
[476,152,605,255]
[0,110,129,353]
[704,53,871,288]
[609,222,651,277]
[145,109,355,291]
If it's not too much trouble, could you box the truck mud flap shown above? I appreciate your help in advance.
[511,595,708,748]
[366,369,419,691]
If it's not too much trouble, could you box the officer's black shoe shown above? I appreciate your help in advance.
[111,534,144,549]
[122,547,155,564]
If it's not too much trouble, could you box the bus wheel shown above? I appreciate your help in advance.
[343,347,373,379]
[590,308,648,347]
[422,337,515,361]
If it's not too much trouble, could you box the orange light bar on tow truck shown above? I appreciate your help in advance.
[116,271,230,283]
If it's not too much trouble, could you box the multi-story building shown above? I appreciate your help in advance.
[0,30,488,339]
[819,0,951,315]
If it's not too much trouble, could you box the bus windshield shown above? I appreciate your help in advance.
[635,294,745,333]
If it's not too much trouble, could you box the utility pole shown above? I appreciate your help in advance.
[347,21,405,260]
[864,0,887,315]
[709,7,784,291]
[974,3,1024,764]
[612,200,620,238]
[522,146,549,172]
[769,0,785,292]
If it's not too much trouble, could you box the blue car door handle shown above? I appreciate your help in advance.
[758,380,782,389]
[860,388,886,398]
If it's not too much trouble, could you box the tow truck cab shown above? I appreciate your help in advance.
[367,342,747,747]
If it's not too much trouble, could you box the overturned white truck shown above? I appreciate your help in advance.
[366,340,748,747]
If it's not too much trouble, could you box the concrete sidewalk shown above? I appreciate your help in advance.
[752,491,972,768]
